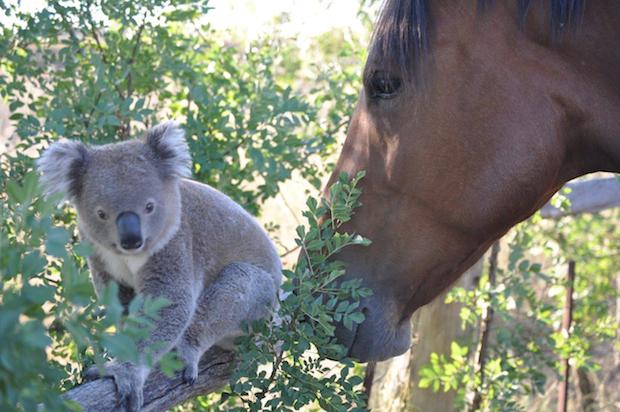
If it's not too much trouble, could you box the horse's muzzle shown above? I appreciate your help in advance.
[334,296,412,362]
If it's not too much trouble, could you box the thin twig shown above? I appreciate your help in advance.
[125,19,146,99]
[280,245,301,259]
[84,7,126,101]
[54,4,84,56]
[186,89,193,118]
[83,91,102,132]
[279,189,302,226]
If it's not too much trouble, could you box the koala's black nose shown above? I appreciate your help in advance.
[116,212,143,250]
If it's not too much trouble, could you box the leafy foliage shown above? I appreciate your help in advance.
[226,172,372,411]
[0,1,370,411]
[0,0,358,214]
[0,170,178,411]
[417,201,620,411]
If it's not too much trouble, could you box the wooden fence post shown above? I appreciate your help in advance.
[557,261,576,412]
[469,241,500,412]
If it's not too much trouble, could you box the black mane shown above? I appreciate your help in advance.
[364,0,585,85]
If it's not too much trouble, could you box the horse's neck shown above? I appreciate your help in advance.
[540,2,620,179]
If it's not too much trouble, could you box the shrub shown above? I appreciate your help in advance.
[227,171,371,411]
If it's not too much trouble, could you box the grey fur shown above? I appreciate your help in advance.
[144,120,192,179]
[37,122,282,412]
[36,139,89,200]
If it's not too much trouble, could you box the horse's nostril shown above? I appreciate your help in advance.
[360,306,370,320]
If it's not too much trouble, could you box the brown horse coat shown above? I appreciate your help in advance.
[329,0,620,361]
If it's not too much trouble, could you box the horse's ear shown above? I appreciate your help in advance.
[36,140,89,201]
[144,120,192,178]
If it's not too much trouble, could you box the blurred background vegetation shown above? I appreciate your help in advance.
[0,0,618,411]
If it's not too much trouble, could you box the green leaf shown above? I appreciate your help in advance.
[348,312,365,324]
[21,251,46,277]
[102,334,138,361]
[45,227,70,258]
[22,284,55,304]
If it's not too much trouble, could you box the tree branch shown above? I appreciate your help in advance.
[82,91,102,132]
[541,177,620,219]
[84,8,126,102]
[125,19,146,99]
[64,347,234,412]
[54,5,84,57]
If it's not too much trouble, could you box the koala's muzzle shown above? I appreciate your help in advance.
[116,212,143,250]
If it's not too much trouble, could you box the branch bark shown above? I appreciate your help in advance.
[540,178,620,219]
[64,347,234,412]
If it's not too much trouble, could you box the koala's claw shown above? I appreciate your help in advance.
[83,365,103,382]
[182,364,198,385]
[112,367,144,411]
[113,374,143,412]
[85,361,144,412]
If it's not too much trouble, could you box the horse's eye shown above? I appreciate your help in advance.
[368,71,401,99]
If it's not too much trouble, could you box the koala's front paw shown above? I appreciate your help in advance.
[182,363,198,385]
[88,361,145,412]
[83,364,103,382]
[176,340,200,386]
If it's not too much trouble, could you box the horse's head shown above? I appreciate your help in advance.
[331,0,620,361]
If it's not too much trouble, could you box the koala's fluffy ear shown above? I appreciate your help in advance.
[145,121,192,178]
[36,140,89,201]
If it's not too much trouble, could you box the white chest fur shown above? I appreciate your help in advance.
[97,247,149,289]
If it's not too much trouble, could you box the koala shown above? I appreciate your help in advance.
[37,121,282,411]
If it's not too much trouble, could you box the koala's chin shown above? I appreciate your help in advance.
[118,245,146,255]
[37,120,282,411]
[114,242,146,255]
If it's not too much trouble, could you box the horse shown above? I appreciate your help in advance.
[329,0,620,361]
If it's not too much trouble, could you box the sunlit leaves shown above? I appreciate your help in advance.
[1,0,355,216]
[229,172,371,411]
[418,202,620,410]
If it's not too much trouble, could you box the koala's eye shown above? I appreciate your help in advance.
[97,210,107,220]
[145,202,155,214]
